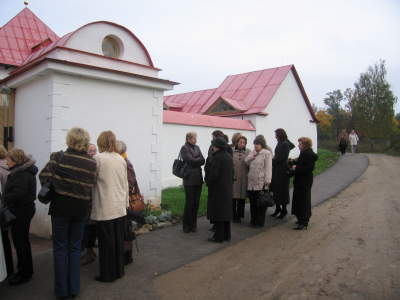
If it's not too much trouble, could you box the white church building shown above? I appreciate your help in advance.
[0,8,318,237]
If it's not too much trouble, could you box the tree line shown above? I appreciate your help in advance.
[313,60,399,150]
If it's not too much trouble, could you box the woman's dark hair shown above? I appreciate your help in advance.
[275,128,288,142]
[212,130,224,138]
[253,137,267,149]
[223,135,229,142]
[236,136,247,146]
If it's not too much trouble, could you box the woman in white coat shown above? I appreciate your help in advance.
[91,131,129,282]
[245,137,272,228]
[349,130,359,155]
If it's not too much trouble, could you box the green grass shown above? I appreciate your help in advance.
[158,148,339,219]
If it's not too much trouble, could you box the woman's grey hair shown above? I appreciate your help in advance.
[116,140,127,154]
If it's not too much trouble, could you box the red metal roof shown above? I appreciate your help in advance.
[0,8,59,67]
[163,111,256,131]
[164,65,318,122]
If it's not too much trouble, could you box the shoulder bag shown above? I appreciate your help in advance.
[257,184,275,208]
[38,150,64,205]
[129,181,145,212]
[172,151,192,179]
[1,204,16,231]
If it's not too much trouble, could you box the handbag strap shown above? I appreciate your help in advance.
[48,150,64,184]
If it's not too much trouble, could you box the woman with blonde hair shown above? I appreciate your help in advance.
[39,127,96,298]
[2,149,38,285]
[181,131,205,233]
[91,131,129,282]
[288,137,318,230]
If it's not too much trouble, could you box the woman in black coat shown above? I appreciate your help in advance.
[206,137,233,243]
[1,149,38,285]
[289,137,318,230]
[270,128,295,219]
[181,131,205,233]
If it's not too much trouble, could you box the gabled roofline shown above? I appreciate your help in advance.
[291,65,319,123]
[18,21,156,69]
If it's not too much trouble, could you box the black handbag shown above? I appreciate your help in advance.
[38,151,64,205]
[1,204,16,231]
[172,152,192,179]
[257,184,275,208]
[124,219,137,241]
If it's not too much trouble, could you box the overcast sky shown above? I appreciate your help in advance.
[3,0,400,114]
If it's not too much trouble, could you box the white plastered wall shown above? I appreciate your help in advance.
[13,73,55,238]
[65,22,151,67]
[227,70,317,158]
[11,69,168,238]
[162,123,256,188]
[260,70,317,158]
[0,66,16,80]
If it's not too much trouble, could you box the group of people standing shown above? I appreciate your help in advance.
[180,128,319,243]
[0,127,140,300]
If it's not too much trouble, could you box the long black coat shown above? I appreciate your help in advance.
[291,148,318,220]
[181,142,205,186]
[206,149,233,222]
[271,139,295,205]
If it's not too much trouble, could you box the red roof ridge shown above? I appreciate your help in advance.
[163,65,319,123]
[0,7,60,67]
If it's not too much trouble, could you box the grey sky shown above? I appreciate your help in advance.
[3,0,400,113]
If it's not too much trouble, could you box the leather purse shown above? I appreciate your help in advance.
[129,181,145,212]
[1,204,17,231]
[172,151,192,179]
[257,184,275,208]
[38,151,64,205]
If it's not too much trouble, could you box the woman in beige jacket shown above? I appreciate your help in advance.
[91,131,129,283]
[245,137,272,228]
[232,136,251,223]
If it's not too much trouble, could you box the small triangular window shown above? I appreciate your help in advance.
[211,101,236,113]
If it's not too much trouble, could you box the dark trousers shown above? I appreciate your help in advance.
[52,215,87,297]
[212,221,231,242]
[248,190,268,227]
[2,208,35,278]
[97,216,125,282]
[183,185,202,231]
[339,143,346,155]
[232,198,245,219]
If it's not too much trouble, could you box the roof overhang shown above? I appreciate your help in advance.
[164,111,256,131]
[0,57,179,90]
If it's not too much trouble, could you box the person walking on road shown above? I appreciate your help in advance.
[338,130,349,155]
[349,130,359,155]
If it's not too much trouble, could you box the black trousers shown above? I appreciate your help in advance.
[96,216,125,282]
[212,221,231,242]
[2,207,35,278]
[183,185,202,231]
[339,143,346,155]
[248,190,268,227]
[232,198,245,219]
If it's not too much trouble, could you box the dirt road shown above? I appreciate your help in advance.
[154,154,400,299]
